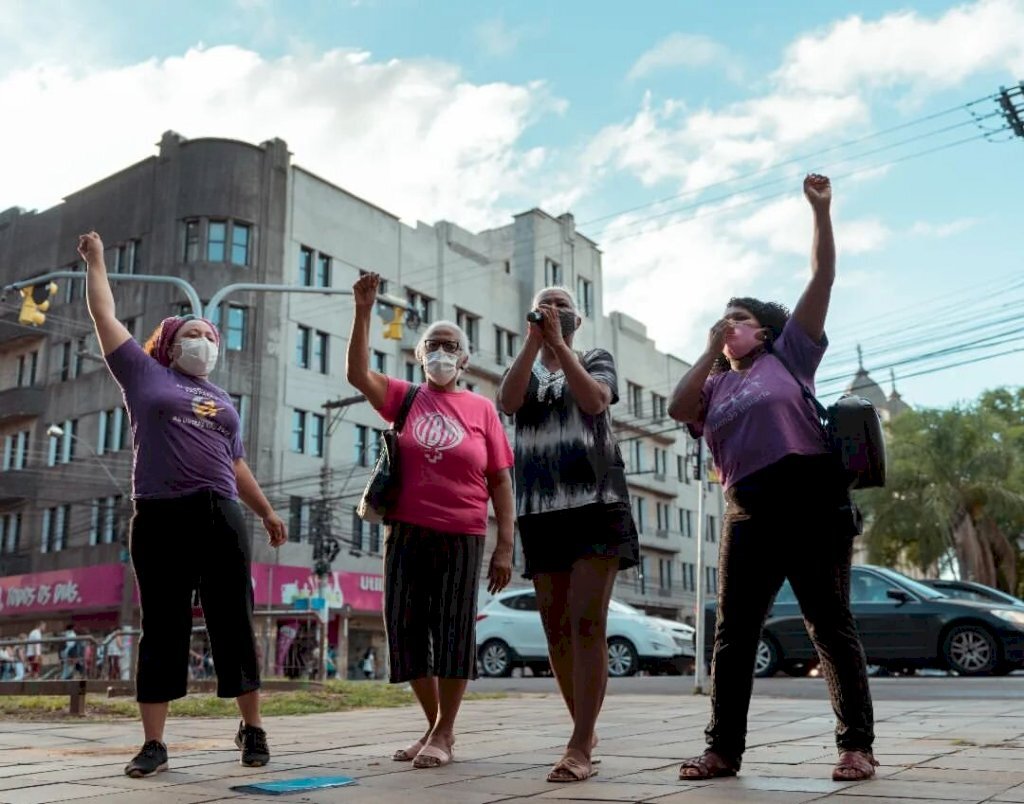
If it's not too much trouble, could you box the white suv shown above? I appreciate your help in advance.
[476,589,689,677]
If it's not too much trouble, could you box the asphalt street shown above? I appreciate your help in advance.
[470,672,1024,700]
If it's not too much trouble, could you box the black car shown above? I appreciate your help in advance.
[922,579,1024,610]
[703,565,1024,677]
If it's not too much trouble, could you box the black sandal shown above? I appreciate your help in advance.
[678,750,739,780]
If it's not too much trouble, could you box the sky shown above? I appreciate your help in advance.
[2,0,1022,408]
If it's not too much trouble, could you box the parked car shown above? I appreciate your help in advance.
[609,599,696,659]
[702,565,1024,677]
[476,589,688,677]
[922,579,1024,609]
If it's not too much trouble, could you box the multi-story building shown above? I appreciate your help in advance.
[0,132,725,677]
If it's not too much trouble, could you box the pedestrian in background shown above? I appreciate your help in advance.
[669,175,877,783]
[79,231,287,778]
[497,286,640,784]
[346,272,515,770]
[26,622,44,678]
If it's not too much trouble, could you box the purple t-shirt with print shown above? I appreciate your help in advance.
[105,339,244,500]
[689,318,829,490]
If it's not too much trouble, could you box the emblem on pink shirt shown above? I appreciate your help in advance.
[411,413,465,463]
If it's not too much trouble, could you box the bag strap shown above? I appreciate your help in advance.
[768,347,830,425]
[393,384,420,433]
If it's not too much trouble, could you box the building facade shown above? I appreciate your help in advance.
[0,132,726,677]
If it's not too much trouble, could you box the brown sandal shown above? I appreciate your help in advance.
[832,750,879,781]
[678,750,738,780]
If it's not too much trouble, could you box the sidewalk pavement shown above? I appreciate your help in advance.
[2,692,1024,804]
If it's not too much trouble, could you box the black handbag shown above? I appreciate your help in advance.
[356,384,420,524]
[772,349,886,490]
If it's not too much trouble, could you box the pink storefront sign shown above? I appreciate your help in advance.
[250,564,383,613]
[0,564,125,615]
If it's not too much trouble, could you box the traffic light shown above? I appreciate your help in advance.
[381,305,404,340]
[18,283,58,326]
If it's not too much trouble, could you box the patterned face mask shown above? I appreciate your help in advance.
[558,309,579,340]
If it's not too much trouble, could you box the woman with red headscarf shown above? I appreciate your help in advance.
[78,232,287,779]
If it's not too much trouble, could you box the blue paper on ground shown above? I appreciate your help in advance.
[229,775,358,795]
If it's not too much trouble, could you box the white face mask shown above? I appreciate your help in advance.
[174,337,219,377]
[424,350,459,385]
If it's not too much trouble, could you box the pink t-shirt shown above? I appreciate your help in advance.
[377,378,514,535]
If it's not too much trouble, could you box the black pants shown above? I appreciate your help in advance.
[383,520,483,683]
[130,490,261,703]
[707,454,873,764]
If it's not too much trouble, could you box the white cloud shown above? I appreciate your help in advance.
[627,33,736,81]
[473,18,531,58]
[909,218,979,237]
[0,45,561,230]
[775,0,1024,94]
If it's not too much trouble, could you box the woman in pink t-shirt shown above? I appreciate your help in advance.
[669,176,877,784]
[346,272,515,770]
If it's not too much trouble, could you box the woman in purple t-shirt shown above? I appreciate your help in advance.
[78,232,287,780]
[669,176,877,784]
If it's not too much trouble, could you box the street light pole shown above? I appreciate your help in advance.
[46,424,134,680]
[693,439,708,695]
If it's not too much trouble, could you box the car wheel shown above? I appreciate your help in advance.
[478,639,514,678]
[753,636,780,678]
[943,624,999,676]
[607,638,639,677]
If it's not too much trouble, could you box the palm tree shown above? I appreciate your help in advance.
[859,401,1024,591]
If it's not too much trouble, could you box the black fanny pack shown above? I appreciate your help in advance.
[771,350,887,490]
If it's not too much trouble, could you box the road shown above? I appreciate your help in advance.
[470,672,1024,700]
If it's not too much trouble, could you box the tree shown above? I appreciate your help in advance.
[858,390,1024,593]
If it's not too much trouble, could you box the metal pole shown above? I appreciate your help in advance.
[2,271,203,317]
[204,283,410,319]
[693,439,708,695]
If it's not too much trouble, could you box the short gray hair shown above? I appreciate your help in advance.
[414,319,470,361]
[532,285,578,312]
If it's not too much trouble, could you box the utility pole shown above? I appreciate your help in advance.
[998,83,1024,139]
[312,393,366,679]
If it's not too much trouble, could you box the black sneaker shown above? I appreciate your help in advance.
[235,720,270,767]
[124,740,168,778]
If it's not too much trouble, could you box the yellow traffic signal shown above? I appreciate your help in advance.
[382,306,404,340]
[18,283,58,326]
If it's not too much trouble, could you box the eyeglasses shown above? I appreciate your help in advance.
[424,339,461,354]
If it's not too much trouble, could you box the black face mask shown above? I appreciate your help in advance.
[559,309,578,340]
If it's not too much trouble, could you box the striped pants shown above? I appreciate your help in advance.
[383,521,484,683]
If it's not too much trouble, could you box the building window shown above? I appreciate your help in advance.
[464,382,476,393]
[98,408,127,456]
[114,241,140,275]
[298,246,313,287]
[62,261,84,304]
[225,305,247,351]
[89,496,122,546]
[288,496,307,542]
[354,424,368,466]
[229,394,248,439]
[631,441,643,472]
[707,515,718,543]
[316,253,331,288]
[358,269,388,296]
[407,290,433,325]
[545,258,562,286]
[60,341,73,382]
[350,507,364,553]
[368,428,384,465]
[184,219,200,262]
[207,221,227,262]
[651,393,666,421]
[231,223,251,266]
[313,331,328,374]
[634,496,646,532]
[656,502,668,531]
[1,513,21,554]
[16,351,38,387]
[124,317,139,339]
[291,410,307,454]
[627,382,643,417]
[455,309,479,354]
[654,448,667,477]
[296,325,311,369]
[659,559,673,591]
[55,419,77,464]
[41,505,70,553]
[309,413,325,458]
[404,361,418,382]
[494,327,517,366]
[2,431,30,472]
[369,523,381,555]
[677,455,686,483]
[73,336,88,377]
[576,276,593,317]
[372,350,386,374]
[679,508,693,538]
